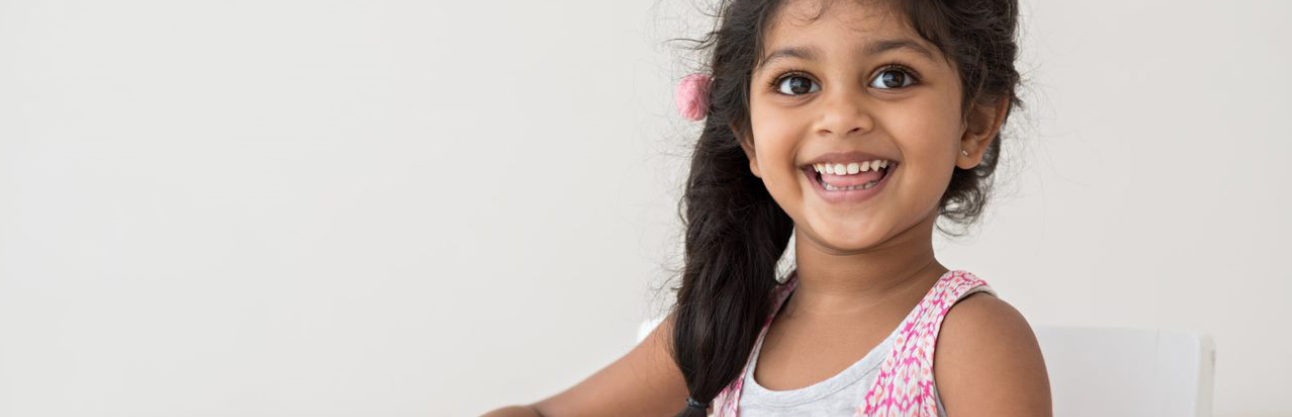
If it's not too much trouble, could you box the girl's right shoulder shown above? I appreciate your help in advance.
[529,311,689,417]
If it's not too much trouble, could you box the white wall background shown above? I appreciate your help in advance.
[0,0,1287,416]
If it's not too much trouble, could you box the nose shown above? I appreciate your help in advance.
[815,89,873,138]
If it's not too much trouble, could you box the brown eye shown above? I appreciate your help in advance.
[869,69,915,89]
[774,75,820,96]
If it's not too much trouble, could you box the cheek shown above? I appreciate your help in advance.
[883,97,962,148]
[749,108,809,214]
[877,97,964,205]
[752,134,801,196]
[750,112,804,175]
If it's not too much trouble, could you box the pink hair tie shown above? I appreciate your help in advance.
[675,73,712,121]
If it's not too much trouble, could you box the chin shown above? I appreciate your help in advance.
[813,221,886,251]
[825,235,880,252]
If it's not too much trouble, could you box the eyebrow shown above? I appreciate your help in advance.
[758,38,937,70]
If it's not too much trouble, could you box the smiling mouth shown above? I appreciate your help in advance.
[803,162,896,191]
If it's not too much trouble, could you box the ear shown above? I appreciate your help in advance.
[731,122,762,178]
[958,95,1010,169]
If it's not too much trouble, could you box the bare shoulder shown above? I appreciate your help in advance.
[933,292,1053,417]
[528,312,688,417]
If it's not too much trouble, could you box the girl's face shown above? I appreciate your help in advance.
[740,0,997,252]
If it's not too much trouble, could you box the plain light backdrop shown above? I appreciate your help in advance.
[0,0,1288,416]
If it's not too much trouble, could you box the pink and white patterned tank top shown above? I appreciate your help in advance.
[707,269,997,417]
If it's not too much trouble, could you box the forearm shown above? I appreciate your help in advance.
[480,405,545,417]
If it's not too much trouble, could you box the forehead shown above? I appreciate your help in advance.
[759,0,937,67]
[772,0,902,35]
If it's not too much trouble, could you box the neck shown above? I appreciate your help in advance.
[784,212,949,319]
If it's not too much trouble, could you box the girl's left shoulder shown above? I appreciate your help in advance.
[933,292,1054,416]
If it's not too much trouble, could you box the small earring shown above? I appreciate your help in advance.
[961,149,969,156]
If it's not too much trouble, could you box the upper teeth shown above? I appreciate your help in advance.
[813,160,890,175]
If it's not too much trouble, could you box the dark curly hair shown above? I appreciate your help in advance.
[664,0,1023,415]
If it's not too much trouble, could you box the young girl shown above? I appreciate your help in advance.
[484,0,1050,415]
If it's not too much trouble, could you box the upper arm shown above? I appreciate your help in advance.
[933,293,1052,417]
[530,312,689,417]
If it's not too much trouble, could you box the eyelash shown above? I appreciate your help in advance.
[766,63,922,96]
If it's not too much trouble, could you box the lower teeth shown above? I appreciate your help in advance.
[817,167,889,191]
[823,179,879,191]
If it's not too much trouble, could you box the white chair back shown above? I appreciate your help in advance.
[1035,325,1215,417]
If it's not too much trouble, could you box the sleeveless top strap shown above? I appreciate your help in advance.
[708,270,995,417]
[855,270,995,417]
